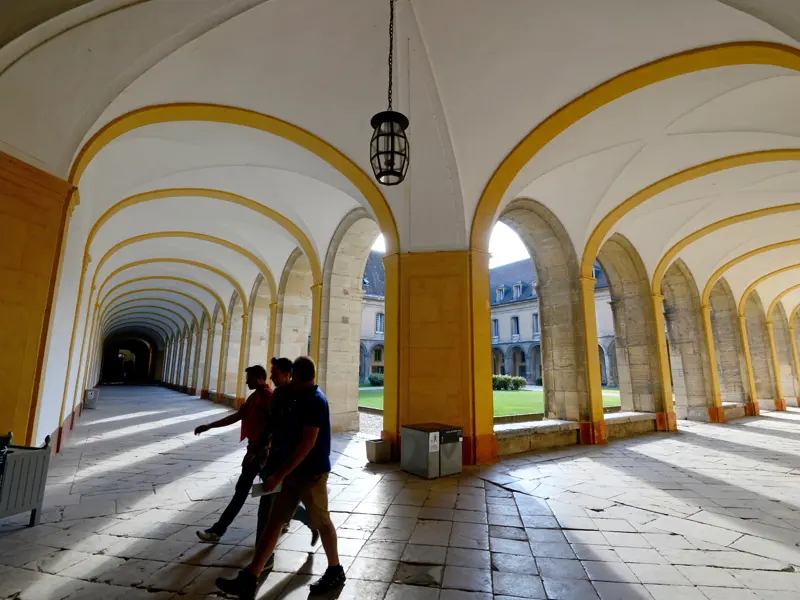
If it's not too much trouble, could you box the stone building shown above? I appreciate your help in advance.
[359,253,617,386]
[489,260,617,385]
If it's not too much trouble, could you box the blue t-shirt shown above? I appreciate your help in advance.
[278,385,331,477]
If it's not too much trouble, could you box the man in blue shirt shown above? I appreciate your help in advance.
[217,356,343,599]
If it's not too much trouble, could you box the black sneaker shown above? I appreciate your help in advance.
[310,528,320,547]
[309,565,346,594]
[216,569,258,599]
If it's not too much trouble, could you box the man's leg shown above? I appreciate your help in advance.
[255,493,274,546]
[205,463,258,537]
[301,474,344,593]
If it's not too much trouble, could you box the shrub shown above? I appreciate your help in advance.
[535,377,543,386]
[509,376,527,391]
[368,373,384,386]
[492,375,509,390]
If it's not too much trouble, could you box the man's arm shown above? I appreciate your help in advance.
[194,409,243,435]
[265,426,319,487]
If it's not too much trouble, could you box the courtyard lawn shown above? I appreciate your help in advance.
[358,387,621,416]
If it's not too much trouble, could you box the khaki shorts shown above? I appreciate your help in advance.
[269,473,331,530]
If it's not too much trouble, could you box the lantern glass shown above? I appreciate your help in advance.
[370,110,410,186]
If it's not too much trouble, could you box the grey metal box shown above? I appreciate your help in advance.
[401,423,462,479]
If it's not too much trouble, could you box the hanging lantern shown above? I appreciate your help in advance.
[370,0,409,186]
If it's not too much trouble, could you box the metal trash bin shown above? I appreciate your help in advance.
[401,423,462,479]
[83,388,99,409]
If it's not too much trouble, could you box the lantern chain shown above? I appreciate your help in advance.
[388,0,394,111]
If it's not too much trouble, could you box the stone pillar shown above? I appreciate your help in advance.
[604,346,616,387]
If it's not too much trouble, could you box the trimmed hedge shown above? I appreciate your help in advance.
[492,375,527,391]
[368,373,385,386]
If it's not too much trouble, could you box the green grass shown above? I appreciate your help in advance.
[358,388,621,417]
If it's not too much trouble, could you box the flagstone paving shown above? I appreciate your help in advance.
[4,387,800,599]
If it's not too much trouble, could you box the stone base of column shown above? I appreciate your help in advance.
[188,387,196,396]
[579,421,607,444]
[655,411,677,432]
[745,401,760,416]
[708,406,727,423]
[774,398,787,411]
[381,430,400,461]
[463,434,497,466]
[200,389,209,399]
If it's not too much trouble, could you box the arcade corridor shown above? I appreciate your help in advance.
[1,387,800,598]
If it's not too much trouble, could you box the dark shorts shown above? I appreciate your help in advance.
[269,473,331,530]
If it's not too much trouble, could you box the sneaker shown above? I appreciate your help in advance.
[265,553,275,572]
[216,569,257,599]
[309,565,346,594]
[281,522,291,534]
[310,528,320,547]
[196,528,221,543]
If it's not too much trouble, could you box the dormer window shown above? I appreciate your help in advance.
[512,284,522,300]
[496,287,504,302]
[593,264,602,279]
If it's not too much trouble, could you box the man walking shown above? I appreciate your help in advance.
[217,356,344,599]
[194,365,272,543]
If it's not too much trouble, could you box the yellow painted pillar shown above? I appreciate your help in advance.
[766,321,787,411]
[651,293,677,431]
[183,332,193,390]
[381,250,494,465]
[738,314,760,416]
[267,302,278,364]
[310,283,322,364]
[469,248,495,463]
[701,304,725,422]
[789,325,800,408]
[74,304,99,421]
[201,326,213,397]
[579,275,607,444]
[191,330,202,393]
[216,320,228,402]
[235,313,249,406]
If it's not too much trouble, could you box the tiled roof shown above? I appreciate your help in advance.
[362,251,386,297]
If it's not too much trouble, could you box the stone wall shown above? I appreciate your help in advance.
[709,279,747,404]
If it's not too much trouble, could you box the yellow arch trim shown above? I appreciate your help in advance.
[656,206,800,297]
[102,276,227,322]
[738,264,800,316]
[103,304,192,334]
[97,257,247,315]
[93,235,264,309]
[104,297,200,331]
[104,310,183,335]
[768,284,800,320]
[91,188,322,284]
[70,103,398,253]
[471,42,800,251]
[102,288,211,326]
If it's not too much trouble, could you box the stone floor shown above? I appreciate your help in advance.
[4,388,800,599]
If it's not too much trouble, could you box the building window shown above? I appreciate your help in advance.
[375,312,385,334]
[593,264,601,279]
[492,319,499,338]
[533,312,539,334]
[512,283,522,300]
[511,316,520,336]
[496,287,504,302]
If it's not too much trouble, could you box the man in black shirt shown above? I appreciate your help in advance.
[217,357,343,599]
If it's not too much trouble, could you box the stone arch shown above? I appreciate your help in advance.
[661,259,713,421]
[708,278,748,405]
[491,348,505,376]
[743,291,778,407]
[207,304,224,398]
[318,209,382,431]
[528,344,542,383]
[596,233,663,413]
[506,346,526,379]
[248,274,274,371]
[275,249,314,361]
[191,314,206,395]
[176,327,188,389]
[499,198,588,422]
[224,291,245,404]
[598,345,607,386]
[771,302,798,402]
[183,323,196,391]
